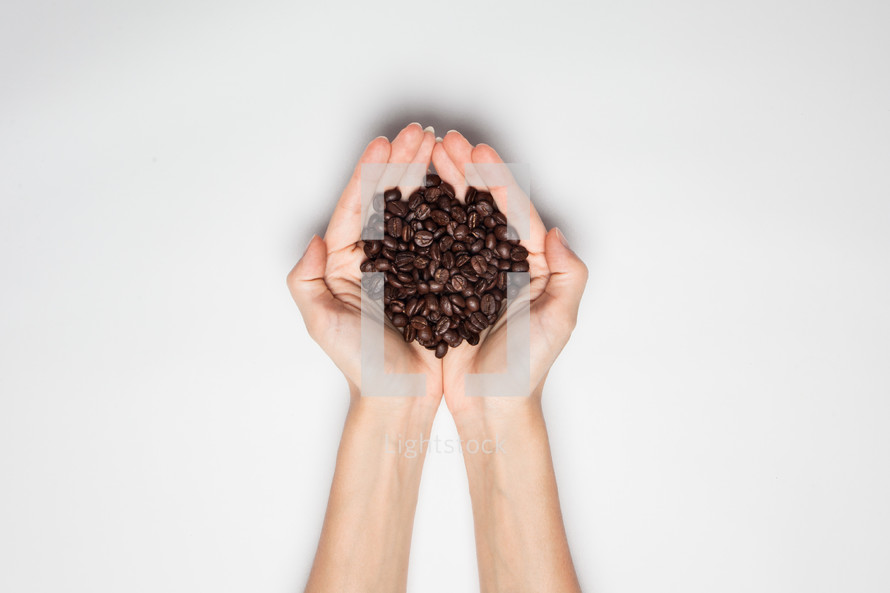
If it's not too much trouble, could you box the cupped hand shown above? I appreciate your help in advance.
[431,131,588,423]
[287,123,443,409]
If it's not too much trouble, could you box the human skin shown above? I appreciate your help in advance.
[432,132,587,592]
[288,123,587,592]
[287,123,441,592]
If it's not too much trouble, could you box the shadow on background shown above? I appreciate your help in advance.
[300,108,567,256]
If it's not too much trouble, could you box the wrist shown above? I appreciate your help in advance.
[452,395,545,441]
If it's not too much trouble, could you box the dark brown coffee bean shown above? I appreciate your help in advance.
[470,255,487,275]
[410,316,428,329]
[360,260,375,273]
[392,313,409,328]
[418,326,432,341]
[435,341,448,358]
[430,209,450,226]
[494,225,510,241]
[403,326,417,342]
[384,188,401,202]
[510,245,528,261]
[481,293,497,316]
[510,261,529,272]
[467,211,479,229]
[443,330,461,347]
[449,274,467,292]
[414,230,434,247]
[434,267,450,283]
[408,191,423,210]
[386,217,403,237]
[415,203,431,220]
[425,173,441,187]
[382,235,398,250]
[469,311,489,332]
[440,295,453,316]
[453,224,469,241]
[435,317,450,336]
[386,200,408,217]
[476,200,494,217]
[465,295,480,312]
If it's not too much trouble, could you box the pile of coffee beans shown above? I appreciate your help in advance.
[360,173,529,359]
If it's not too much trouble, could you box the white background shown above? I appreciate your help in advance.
[1,0,888,591]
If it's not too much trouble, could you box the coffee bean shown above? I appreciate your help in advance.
[415,230,434,247]
[386,200,408,217]
[361,178,533,357]
[481,293,497,316]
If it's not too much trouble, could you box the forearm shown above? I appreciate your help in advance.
[305,393,437,593]
[455,394,581,593]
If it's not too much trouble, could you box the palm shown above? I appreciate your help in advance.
[290,124,443,401]
[430,133,573,414]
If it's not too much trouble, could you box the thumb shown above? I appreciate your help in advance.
[286,235,334,339]
[540,227,589,327]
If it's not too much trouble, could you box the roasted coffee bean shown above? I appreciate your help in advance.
[469,311,489,332]
[430,209,450,226]
[361,178,535,357]
[470,255,487,275]
[510,260,530,272]
[476,200,494,217]
[450,274,467,292]
[364,241,382,257]
[481,293,497,316]
[415,203,431,220]
[414,230,434,247]
[408,191,423,210]
[510,245,528,261]
[435,317,450,336]
[386,217,403,237]
[386,200,408,217]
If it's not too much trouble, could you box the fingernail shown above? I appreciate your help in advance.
[446,129,459,135]
[435,136,443,143]
[423,125,435,135]
[408,122,421,128]
[555,227,569,248]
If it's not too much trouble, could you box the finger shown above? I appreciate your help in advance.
[399,126,436,197]
[373,122,425,201]
[538,228,588,328]
[470,143,548,254]
[432,142,465,198]
[324,136,391,253]
[439,130,480,201]
[287,235,337,340]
